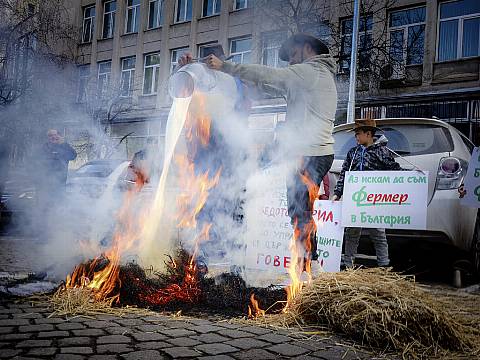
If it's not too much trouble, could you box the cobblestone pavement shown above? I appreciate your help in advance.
[0,300,384,360]
[0,236,393,359]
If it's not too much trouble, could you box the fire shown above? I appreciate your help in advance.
[248,294,265,319]
[284,170,319,310]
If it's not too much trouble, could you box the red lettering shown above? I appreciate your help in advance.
[273,256,280,267]
[284,256,291,268]
[265,255,271,265]
[367,194,374,202]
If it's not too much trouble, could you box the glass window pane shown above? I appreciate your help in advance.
[154,67,159,92]
[389,30,404,62]
[342,18,353,34]
[406,24,425,65]
[390,7,425,27]
[85,6,95,18]
[235,0,246,9]
[176,0,184,21]
[186,0,192,20]
[133,7,139,32]
[232,38,251,53]
[144,67,153,93]
[105,1,116,12]
[462,18,480,57]
[231,54,242,64]
[438,20,458,61]
[242,52,251,64]
[440,0,480,19]
[121,72,130,96]
[146,54,160,65]
[126,9,133,32]
[149,1,158,28]
[215,0,221,14]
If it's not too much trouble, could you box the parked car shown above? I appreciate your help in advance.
[67,159,129,198]
[330,118,479,274]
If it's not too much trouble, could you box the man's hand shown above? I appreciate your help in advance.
[206,54,224,70]
[331,195,340,202]
[178,52,193,67]
[54,134,64,144]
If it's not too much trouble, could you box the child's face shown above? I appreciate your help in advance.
[355,129,372,145]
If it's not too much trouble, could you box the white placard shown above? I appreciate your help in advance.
[341,171,428,230]
[461,147,480,208]
[313,200,344,272]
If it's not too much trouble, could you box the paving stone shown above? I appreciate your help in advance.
[143,315,171,323]
[121,350,163,360]
[58,337,91,347]
[18,324,54,332]
[16,339,53,348]
[89,356,118,360]
[0,308,23,314]
[0,315,8,319]
[224,338,269,350]
[190,333,229,344]
[0,349,22,358]
[85,321,119,329]
[0,326,13,334]
[230,349,277,360]
[163,346,200,358]
[215,323,243,329]
[56,322,86,330]
[238,326,272,335]
[0,342,10,348]
[115,318,145,327]
[61,347,93,355]
[190,325,224,333]
[54,355,85,360]
[34,318,64,324]
[160,328,196,337]
[267,343,309,356]
[166,321,192,329]
[257,333,291,344]
[312,348,369,360]
[27,348,57,357]
[72,329,105,337]
[221,329,254,339]
[95,315,121,321]
[24,307,50,313]
[135,341,172,350]
[197,356,235,360]
[186,319,213,326]
[105,326,132,335]
[135,324,167,332]
[97,344,133,354]
[37,331,70,338]
[195,343,239,356]
[13,313,43,319]
[97,335,131,344]
[0,333,32,340]
[131,332,167,342]
[0,319,30,326]
[167,337,201,347]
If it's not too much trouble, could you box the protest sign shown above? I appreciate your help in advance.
[243,165,292,285]
[313,200,344,272]
[341,171,428,230]
[461,147,480,208]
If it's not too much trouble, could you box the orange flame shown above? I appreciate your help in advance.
[248,294,265,319]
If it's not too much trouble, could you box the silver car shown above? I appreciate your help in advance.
[330,118,479,275]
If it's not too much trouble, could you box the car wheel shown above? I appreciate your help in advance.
[473,211,480,277]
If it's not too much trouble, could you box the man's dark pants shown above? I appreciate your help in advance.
[286,155,334,260]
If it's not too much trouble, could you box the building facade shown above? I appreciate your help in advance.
[71,0,480,158]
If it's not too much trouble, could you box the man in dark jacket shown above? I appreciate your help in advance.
[333,119,402,268]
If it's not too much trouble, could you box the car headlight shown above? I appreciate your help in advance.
[435,157,467,190]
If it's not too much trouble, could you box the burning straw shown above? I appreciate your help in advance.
[281,268,478,358]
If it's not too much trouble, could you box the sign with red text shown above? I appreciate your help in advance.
[461,147,480,208]
[313,200,344,272]
[244,165,292,286]
[341,171,428,230]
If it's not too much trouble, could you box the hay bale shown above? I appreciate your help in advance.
[287,268,475,358]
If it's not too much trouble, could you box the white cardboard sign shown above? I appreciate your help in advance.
[312,200,344,272]
[461,147,480,208]
[341,171,428,230]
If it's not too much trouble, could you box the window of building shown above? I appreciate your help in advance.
[388,6,425,67]
[170,47,189,73]
[125,0,140,34]
[230,37,252,64]
[234,0,248,10]
[102,1,116,39]
[202,0,221,17]
[148,0,163,29]
[262,32,288,68]
[339,15,372,72]
[82,5,95,43]
[121,57,136,97]
[97,61,111,97]
[143,53,160,95]
[438,0,480,61]
[77,65,90,103]
[198,42,220,58]
[175,0,192,23]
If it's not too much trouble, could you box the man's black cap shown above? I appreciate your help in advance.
[279,33,329,61]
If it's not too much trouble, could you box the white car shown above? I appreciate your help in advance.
[330,118,479,275]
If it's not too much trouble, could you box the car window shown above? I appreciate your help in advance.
[459,134,475,154]
[73,162,122,178]
[333,124,454,160]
